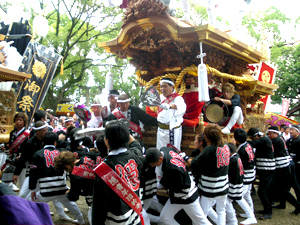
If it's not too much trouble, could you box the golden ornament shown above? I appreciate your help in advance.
[32,60,47,79]
[261,70,271,83]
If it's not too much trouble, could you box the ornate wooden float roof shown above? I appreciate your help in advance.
[99,21,263,65]
[0,67,31,82]
[98,0,277,96]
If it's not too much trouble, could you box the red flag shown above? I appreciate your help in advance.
[257,62,276,111]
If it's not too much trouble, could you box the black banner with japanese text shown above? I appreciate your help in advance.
[14,41,62,124]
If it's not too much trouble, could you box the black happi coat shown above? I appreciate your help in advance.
[228,153,244,200]
[159,147,198,204]
[29,146,67,197]
[191,144,230,198]
[92,148,144,225]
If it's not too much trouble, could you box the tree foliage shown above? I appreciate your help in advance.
[38,0,124,110]
[242,6,300,108]
[270,44,300,107]
[243,6,290,43]
[1,0,144,112]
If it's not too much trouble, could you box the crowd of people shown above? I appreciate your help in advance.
[0,81,300,225]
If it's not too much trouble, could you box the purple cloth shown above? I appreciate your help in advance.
[75,120,80,128]
[0,195,52,225]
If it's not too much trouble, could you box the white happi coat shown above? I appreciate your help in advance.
[87,114,103,128]
[156,93,186,150]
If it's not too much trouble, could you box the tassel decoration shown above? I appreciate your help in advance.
[197,42,210,102]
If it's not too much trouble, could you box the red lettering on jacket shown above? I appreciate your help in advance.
[169,151,186,171]
[245,144,255,162]
[238,158,245,176]
[44,150,60,168]
[115,159,139,191]
[216,145,230,168]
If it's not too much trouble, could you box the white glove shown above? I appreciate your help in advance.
[179,152,186,159]
[159,103,170,110]
[179,152,190,162]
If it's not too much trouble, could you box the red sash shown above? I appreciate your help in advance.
[9,129,30,154]
[112,108,143,138]
[72,166,95,179]
[94,162,144,225]
[157,92,179,114]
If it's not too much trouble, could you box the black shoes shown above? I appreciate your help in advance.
[294,208,300,215]
[272,204,286,209]
[256,210,267,214]
[259,213,272,220]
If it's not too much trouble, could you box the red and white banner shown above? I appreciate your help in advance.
[281,99,290,117]
[94,162,144,224]
[257,62,276,111]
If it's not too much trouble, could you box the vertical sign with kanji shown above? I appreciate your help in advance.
[14,42,62,124]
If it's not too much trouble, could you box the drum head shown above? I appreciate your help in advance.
[205,104,224,123]
[203,100,229,124]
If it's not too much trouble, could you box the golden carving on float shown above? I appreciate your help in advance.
[166,24,179,41]
[32,60,47,79]
[137,18,154,30]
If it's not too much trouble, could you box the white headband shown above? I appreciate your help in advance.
[117,99,130,103]
[91,103,102,107]
[65,119,73,123]
[33,124,48,130]
[289,125,300,133]
[267,129,281,134]
[253,131,264,136]
[160,80,174,86]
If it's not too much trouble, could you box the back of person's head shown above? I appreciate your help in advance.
[105,120,129,150]
[247,127,260,137]
[227,143,237,154]
[196,133,207,148]
[34,110,47,122]
[145,147,162,164]
[222,83,235,95]
[44,132,58,146]
[96,134,108,158]
[67,125,76,137]
[14,112,28,127]
[109,89,120,96]
[234,128,247,143]
[54,151,76,173]
[69,127,83,147]
[204,124,224,146]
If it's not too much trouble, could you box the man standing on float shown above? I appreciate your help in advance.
[156,77,186,150]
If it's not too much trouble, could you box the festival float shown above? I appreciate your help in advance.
[98,0,278,154]
[0,19,61,144]
[0,42,31,143]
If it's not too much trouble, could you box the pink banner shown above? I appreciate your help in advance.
[281,99,290,117]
